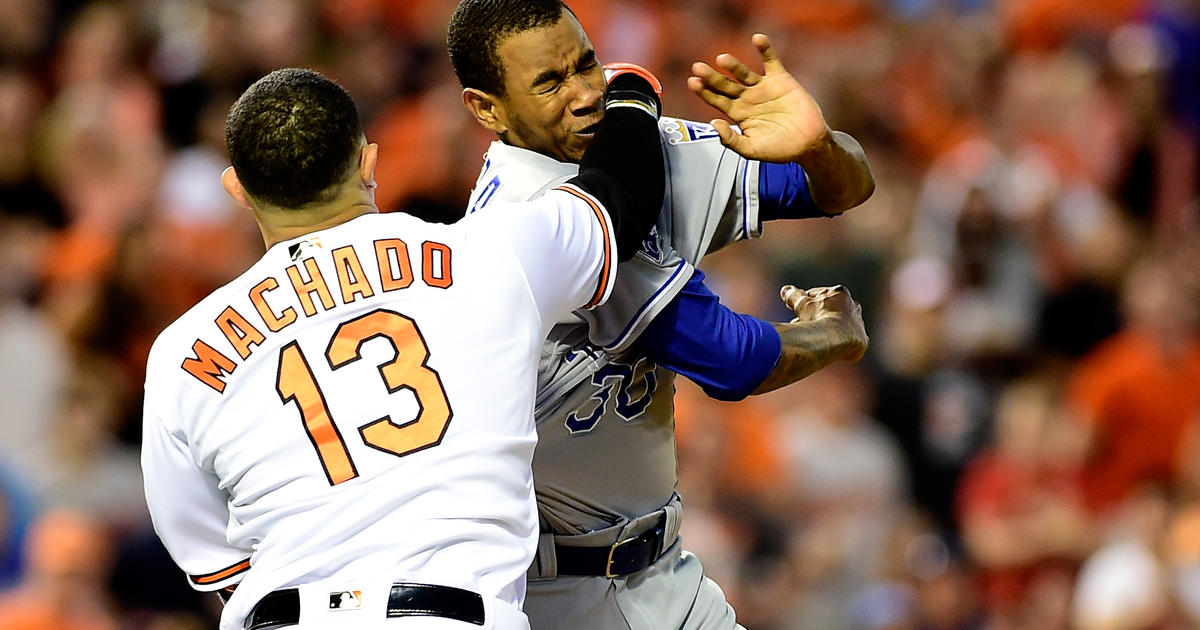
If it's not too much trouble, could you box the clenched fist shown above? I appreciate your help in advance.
[779,284,868,362]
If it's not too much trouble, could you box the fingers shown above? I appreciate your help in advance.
[696,33,783,87]
[780,285,858,315]
[753,33,786,76]
[688,75,736,114]
[710,119,746,153]
[689,62,745,98]
[779,284,800,308]
[802,285,848,299]
[715,53,763,86]
[779,284,818,311]
[782,285,842,301]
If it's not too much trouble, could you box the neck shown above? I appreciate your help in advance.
[256,189,378,249]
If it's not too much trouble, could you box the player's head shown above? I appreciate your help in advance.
[223,68,373,211]
[449,0,605,164]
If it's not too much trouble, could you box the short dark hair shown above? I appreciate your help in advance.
[225,68,362,209]
[447,0,571,96]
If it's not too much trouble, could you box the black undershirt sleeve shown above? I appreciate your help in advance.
[566,75,664,261]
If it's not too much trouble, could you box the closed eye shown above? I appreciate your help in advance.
[531,69,564,94]
[578,50,598,72]
[531,50,599,95]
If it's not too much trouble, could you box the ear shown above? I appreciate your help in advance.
[359,142,378,190]
[221,167,253,209]
[462,88,507,134]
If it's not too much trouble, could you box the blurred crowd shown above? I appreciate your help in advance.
[0,0,1197,629]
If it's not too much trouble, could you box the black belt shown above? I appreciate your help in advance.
[244,582,485,629]
[554,517,668,578]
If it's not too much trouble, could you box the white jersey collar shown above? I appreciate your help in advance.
[485,141,579,187]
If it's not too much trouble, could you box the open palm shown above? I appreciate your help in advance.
[688,34,830,163]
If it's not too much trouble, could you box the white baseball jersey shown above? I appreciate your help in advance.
[465,118,762,535]
[142,188,618,630]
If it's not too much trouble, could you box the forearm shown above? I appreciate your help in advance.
[750,318,861,395]
[795,130,874,215]
[572,75,664,260]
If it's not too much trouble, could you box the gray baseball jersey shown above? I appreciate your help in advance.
[465,117,762,535]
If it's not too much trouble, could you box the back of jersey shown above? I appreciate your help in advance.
[142,203,615,627]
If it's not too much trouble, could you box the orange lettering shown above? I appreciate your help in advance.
[421,241,453,289]
[375,239,413,292]
[250,277,297,333]
[286,258,336,316]
[333,246,375,304]
[277,341,358,485]
[181,339,237,393]
[328,310,453,459]
[216,306,266,360]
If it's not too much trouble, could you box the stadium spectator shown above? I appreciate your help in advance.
[0,508,119,630]
[1065,248,1200,512]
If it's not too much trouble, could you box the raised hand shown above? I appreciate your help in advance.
[688,34,831,163]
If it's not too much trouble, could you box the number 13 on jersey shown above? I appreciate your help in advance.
[275,308,453,485]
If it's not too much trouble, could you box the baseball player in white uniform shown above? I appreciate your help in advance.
[447,2,875,628]
[141,67,668,630]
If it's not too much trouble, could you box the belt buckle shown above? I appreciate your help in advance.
[604,534,639,579]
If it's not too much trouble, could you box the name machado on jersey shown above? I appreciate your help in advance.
[181,237,453,394]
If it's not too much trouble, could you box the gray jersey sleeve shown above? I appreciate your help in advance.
[658,118,762,261]
[575,231,694,354]
[572,118,760,354]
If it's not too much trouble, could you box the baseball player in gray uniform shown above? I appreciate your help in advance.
[447,2,874,628]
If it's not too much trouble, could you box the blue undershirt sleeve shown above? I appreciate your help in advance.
[633,269,782,402]
[759,161,825,220]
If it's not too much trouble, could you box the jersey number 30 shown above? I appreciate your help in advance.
[275,309,452,485]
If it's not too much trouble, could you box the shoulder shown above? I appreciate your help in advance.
[471,187,593,225]
[143,295,222,426]
[144,284,236,379]
[142,243,284,384]
[1073,330,1147,381]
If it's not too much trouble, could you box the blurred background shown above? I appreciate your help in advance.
[0,0,1197,628]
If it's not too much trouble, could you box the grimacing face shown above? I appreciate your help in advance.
[493,11,606,163]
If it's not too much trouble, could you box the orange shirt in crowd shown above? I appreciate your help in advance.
[1066,329,1200,511]
[1004,0,1145,50]
[0,596,118,630]
[676,382,785,499]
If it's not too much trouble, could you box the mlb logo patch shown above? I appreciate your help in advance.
[288,236,325,261]
[329,590,363,610]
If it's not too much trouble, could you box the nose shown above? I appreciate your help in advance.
[567,73,604,116]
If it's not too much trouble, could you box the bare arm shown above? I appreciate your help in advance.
[751,285,869,395]
[688,34,874,214]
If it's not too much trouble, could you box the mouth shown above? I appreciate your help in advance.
[574,120,602,139]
